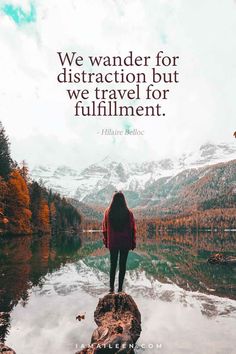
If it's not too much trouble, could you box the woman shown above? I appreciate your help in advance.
[102,191,136,293]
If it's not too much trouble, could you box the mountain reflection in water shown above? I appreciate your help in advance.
[0,231,235,353]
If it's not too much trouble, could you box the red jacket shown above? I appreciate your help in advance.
[102,209,136,250]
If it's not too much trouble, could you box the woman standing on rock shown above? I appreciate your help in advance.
[102,191,136,293]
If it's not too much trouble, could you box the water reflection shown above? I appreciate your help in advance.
[0,234,82,342]
[0,231,235,353]
[83,230,236,299]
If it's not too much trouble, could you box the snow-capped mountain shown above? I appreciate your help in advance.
[30,142,236,205]
[31,165,80,197]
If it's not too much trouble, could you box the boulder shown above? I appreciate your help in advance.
[208,253,236,264]
[76,293,141,353]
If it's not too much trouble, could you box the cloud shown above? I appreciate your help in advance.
[0,0,235,168]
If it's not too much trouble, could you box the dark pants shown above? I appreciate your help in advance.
[109,249,129,291]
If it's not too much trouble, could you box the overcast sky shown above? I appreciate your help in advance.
[0,0,235,170]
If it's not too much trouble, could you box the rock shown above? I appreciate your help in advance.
[208,253,236,264]
[0,343,16,354]
[76,293,141,353]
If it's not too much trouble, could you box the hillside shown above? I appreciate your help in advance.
[138,159,236,216]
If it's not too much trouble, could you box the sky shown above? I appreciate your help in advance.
[0,0,235,170]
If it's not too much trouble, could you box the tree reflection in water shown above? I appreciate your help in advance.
[0,230,235,343]
[0,233,82,342]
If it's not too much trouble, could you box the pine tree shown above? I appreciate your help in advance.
[0,177,7,211]
[19,160,30,183]
[49,201,57,234]
[0,122,12,180]
[29,181,42,233]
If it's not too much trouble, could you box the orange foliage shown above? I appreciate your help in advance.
[0,177,7,208]
[6,169,32,234]
[38,199,50,233]
[134,208,236,237]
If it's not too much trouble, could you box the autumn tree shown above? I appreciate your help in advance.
[0,123,81,236]
[6,169,32,234]
[38,198,50,233]
[29,181,51,233]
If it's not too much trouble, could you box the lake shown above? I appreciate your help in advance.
[0,231,236,354]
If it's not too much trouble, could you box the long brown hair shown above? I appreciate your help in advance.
[108,191,130,232]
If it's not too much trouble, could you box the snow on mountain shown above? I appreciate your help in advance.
[30,142,236,203]
[31,165,81,197]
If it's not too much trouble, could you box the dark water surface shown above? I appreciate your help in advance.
[0,231,236,353]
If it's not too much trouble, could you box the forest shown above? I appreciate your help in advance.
[0,122,81,236]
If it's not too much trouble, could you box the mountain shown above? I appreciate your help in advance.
[137,159,236,216]
[30,143,236,210]
[30,165,81,197]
